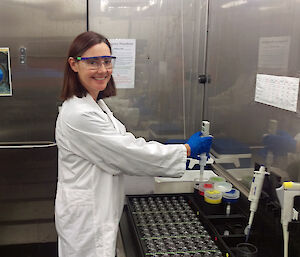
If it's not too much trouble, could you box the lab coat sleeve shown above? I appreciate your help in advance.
[61,109,186,178]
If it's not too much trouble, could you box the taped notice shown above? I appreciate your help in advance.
[110,39,136,89]
[258,36,290,70]
[255,74,299,112]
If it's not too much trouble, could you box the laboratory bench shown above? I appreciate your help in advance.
[119,191,300,257]
[0,191,298,257]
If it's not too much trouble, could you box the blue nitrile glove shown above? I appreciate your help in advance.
[187,131,213,159]
[263,130,297,156]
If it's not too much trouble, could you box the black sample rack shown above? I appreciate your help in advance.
[124,193,238,257]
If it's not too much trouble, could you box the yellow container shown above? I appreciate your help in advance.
[204,190,222,204]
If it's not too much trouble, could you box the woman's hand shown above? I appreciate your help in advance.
[186,131,213,158]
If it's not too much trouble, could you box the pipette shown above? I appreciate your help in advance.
[276,182,300,257]
[244,120,276,240]
[199,121,210,182]
[244,166,269,242]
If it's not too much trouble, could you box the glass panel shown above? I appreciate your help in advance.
[89,0,206,142]
[206,0,300,188]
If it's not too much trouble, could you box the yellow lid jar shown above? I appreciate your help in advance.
[204,190,222,204]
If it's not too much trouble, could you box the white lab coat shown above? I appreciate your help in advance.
[55,94,186,257]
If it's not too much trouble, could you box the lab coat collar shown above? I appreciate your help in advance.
[96,95,122,133]
[97,99,113,115]
[84,93,99,106]
[83,93,121,132]
[84,94,111,115]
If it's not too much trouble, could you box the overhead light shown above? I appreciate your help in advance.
[221,0,247,9]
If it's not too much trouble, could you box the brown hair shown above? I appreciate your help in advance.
[60,31,116,100]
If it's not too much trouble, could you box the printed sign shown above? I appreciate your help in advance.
[110,39,136,89]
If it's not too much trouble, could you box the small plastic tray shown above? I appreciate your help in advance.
[214,182,233,193]
[209,217,248,237]
[193,191,246,217]
[197,182,214,196]
[155,170,217,194]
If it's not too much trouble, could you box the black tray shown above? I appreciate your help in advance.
[126,193,235,257]
[193,191,258,253]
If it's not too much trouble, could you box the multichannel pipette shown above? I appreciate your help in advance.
[244,166,269,242]
[199,121,210,182]
[276,182,300,257]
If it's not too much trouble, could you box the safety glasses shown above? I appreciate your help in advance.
[76,55,116,70]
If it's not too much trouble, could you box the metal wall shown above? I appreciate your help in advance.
[206,0,300,183]
[0,0,86,245]
[0,0,86,141]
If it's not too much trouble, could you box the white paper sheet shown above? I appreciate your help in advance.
[255,74,299,112]
[110,39,136,89]
[258,36,290,70]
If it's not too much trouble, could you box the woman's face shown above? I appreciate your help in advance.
[69,42,113,100]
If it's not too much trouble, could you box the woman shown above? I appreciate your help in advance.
[55,31,212,257]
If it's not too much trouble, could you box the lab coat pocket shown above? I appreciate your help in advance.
[56,189,96,252]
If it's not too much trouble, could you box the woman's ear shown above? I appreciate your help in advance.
[68,57,78,72]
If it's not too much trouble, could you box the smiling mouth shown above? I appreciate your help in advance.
[93,77,106,81]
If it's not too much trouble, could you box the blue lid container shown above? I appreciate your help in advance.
[223,188,240,203]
